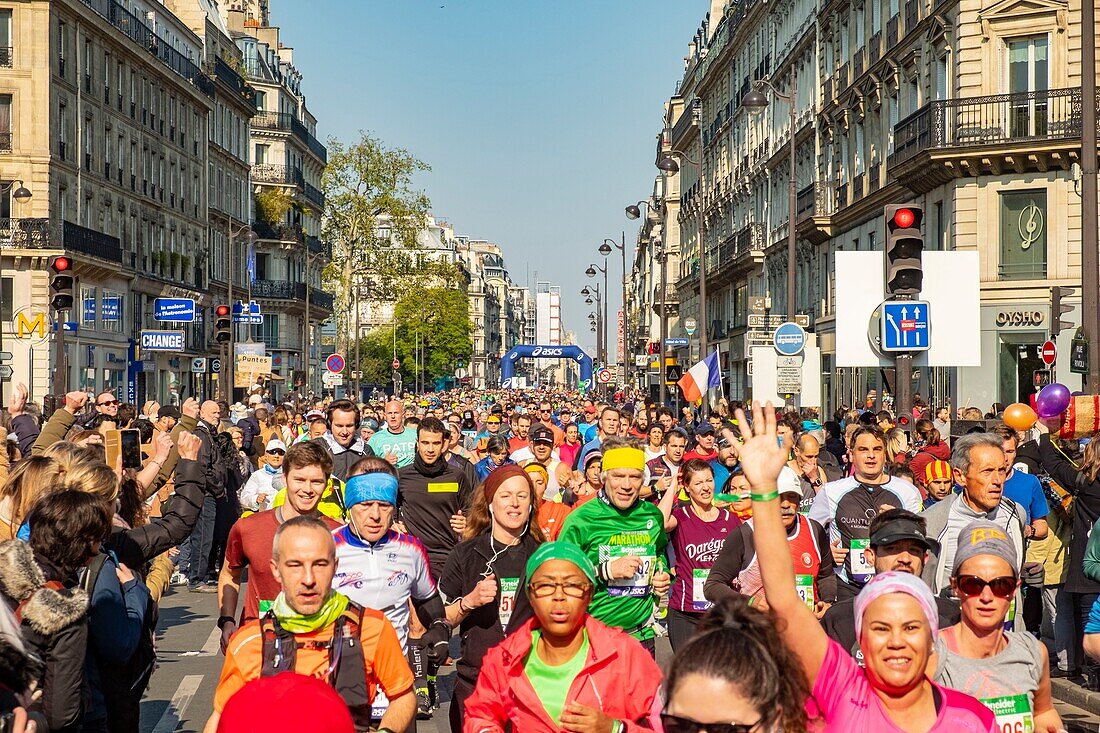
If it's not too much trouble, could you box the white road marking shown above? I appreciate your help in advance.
[151,674,203,733]
[199,626,221,656]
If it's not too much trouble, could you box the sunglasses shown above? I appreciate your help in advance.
[98,399,120,407]
[955,574,1017,598]
[487,420,501,425]
[660,713,762,733]
[266,449,285,456]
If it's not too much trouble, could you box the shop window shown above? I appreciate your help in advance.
[81,286,96,327]
[102,290,122,333]
[999,189,1046,280]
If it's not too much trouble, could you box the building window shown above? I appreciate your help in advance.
[999,189,1046,280]
[81,286,97,328]
[254,143,268,164]
[57,21,66,77]
[0,276,11,321]
[101,290,122,333]
[1008,36,1049,137]
[0,95,10,152]
[0,10,11,68]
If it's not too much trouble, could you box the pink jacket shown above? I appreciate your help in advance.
[463,615,663,733]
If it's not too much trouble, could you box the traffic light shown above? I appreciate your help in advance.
[48,255,74,310]
[1051,286,1075,338]
[884,204,924,297]
[214,304,231,344]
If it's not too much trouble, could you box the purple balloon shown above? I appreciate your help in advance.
[1036,382,1072,418]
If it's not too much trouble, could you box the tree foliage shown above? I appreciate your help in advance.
[353,287,472,385]
[321,131,433,344]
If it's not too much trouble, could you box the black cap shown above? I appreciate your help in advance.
[870,516,941,555]
[157,405,181,420]
[694,422,715,436]
[530,425,554,444]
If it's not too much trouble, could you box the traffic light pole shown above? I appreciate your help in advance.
[895,352,912,428]
[55,308,68,395]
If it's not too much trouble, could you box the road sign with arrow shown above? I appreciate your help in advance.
[880,301,930,352]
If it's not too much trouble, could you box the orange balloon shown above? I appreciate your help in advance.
[1004,402,1038,431]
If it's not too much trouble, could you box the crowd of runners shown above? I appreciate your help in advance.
[0,381,1093,732]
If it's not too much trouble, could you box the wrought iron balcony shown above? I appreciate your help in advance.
[0,132,10,153]
[251,164,304,187]
[0,218,54,248]
[252,220,303,242]
[302,181,325,208]
[796,183,835,220]
[63,221,123,263]
[251,279,334,311]
[889,87,1086,169]
[213,56,256,107]
[0,48,11,68]
[251,111,327,161]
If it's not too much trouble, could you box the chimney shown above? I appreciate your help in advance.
[708,0,726,40]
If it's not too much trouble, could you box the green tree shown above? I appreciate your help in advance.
[321,131,432,348]
[353,287,472,385]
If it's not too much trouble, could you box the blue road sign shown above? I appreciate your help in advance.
[232,314,264,324]
[773,322,807,356]
[153,297,196,322]
[665,337,689,347]
[881,300,930,352]
[232,300,261,316]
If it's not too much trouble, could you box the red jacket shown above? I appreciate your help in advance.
[463,614,662,733]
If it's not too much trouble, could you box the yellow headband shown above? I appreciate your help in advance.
[524,463,549,479]
[601,447,646,472]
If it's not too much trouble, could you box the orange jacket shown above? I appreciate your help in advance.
[463,615,662,733]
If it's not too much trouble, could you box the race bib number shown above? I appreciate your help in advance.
[981,693,1033,733]
[849,538,874,583]
[692,569,711,612]
[499,577,520,629]
[796,574,816,610]
[603,545,656,597]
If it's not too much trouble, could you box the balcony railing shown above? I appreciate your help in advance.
[669,98,701,148]
[0,48,11,68]
[251,111,327,161]
[252,220,303,242]
[63,220,123,263]
[305,236,332,258]
[251,164,304,187]
[213,56,256,107]
[251,279,335,311]
[0,132,10,153]
[302,181,325,208]
[999,261,1046,280]
[889,88,1085,168]
[78,0,213,98]
[796,183,835,220]
[0,217,53,248]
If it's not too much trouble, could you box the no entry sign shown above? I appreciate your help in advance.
[1041,340,1057,366]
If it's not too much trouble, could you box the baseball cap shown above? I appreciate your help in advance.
[157,405,181,421]
[530,425,554,444]
[304,409,325,421]
[248,394,262,406]
[694,422,715,436]
[265,438,287,453]
[870,514,940,554]
[952,519,1019,575]
[777,466,802,497]
[584,405,597,416]
[361,418,379,431]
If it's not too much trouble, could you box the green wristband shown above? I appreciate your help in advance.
[750,490,780,502]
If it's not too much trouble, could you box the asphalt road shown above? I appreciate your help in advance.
[141,584,1100,733]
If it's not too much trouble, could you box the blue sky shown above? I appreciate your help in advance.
[274,0,705,359]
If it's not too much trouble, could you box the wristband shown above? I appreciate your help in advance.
[750,490,780,502]
[457,596,472,614]
[217,615,236,630]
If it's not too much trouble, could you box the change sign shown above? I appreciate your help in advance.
[140,330,185,351]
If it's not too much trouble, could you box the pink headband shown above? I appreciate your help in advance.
[853,571,939,644]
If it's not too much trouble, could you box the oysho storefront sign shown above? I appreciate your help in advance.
[996,310,1045,328]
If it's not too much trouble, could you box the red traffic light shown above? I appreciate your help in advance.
[215,304,230,317]
[893,208,916,229]
[50,256,72,272]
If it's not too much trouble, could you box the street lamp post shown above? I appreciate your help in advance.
[600,234,628,385]
[582,284,601,365]
[586,262,608,369]
[655,153,706,360]
[226,225,254,400]
[656,241,669,406]
[743,74,799,321]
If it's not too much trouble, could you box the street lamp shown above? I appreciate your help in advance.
[656,150,708,362]
[587,262,608,366]
[225,224,255,399]
[599,234,629,386]
[743,76,798,321]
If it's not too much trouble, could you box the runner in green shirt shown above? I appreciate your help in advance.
[557,439,670,653]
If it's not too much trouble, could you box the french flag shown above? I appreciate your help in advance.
[677,349,722,404]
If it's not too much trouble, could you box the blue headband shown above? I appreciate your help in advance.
[344,472,398,507]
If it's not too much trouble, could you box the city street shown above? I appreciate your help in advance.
[142,582,1100,733]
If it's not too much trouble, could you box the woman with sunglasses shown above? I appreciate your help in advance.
[730,401,995,733]
[464,542,662,733]
[934,519,1062,733]
[659,596,811,733]
[440,465,545,733]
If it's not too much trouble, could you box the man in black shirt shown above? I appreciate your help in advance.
[820,508,958,665]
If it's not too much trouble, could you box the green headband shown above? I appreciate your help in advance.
[525,541,597,585]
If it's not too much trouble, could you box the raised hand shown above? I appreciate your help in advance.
[64,390,88,414]
[181,397,199,420]
[177,431,201,462]
[728,402,789,490]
